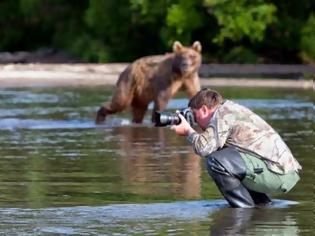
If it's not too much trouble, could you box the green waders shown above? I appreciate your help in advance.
[206,147,300,208]
[240,152,300,195]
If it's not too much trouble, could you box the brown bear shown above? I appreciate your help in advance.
[96,41,202,124]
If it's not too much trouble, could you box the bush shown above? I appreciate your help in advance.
[300,14,315,63]
[222,46,259,63]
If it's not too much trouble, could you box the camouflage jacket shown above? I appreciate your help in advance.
[187,100,302,174]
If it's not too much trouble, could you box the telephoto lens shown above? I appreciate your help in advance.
[154,112,181,127]
[154,108,195,127]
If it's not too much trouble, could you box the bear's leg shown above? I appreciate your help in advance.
[183,76,200,98]
[96,80,135,124]
[96,99,130,124]
[131,104,148,123]
[151,108,161,123]
[95,106,108,124]
[151,95,171,122]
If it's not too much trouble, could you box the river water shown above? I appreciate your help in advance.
[0,86,313,235]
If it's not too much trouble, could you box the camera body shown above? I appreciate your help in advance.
[154,108,195,127]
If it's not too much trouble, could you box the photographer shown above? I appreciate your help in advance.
[170,88,301,208]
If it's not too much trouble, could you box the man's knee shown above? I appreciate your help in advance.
[206,147,246,180]
[207,156,229,177]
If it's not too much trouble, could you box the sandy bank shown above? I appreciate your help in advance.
[0,63,313,89]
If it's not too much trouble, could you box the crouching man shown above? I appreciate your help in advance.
[171,88,301,208]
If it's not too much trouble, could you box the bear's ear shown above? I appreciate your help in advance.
[192,41,202,53]
[173,41,183,53]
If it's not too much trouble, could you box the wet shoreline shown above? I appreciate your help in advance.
[0,63,313,89]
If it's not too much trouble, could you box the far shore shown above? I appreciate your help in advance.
[0,63,313,89]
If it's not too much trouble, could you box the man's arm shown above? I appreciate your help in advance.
[187,126,218,157]
[171,114,219,157]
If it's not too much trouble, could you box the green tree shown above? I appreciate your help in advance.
[300,15,315,63]
[262,0,314,63]
[165,0,204,44]
[204,0,276,44]
[0,0,26,51]
[0,0,314,64]
[203,0,277,63]
[85,0,169,61]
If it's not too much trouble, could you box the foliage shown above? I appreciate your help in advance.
[203,0,276,44]
[165,0,204,45]
[0,0,314,63]
[220,46,258,63]
[300,15,315,63]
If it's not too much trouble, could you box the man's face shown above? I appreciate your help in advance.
[192,105,212,130]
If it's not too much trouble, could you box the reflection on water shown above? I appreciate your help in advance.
[210,205,300,236]
[0,200,299,235]
[111,126,202,199]
[0,87,313,235]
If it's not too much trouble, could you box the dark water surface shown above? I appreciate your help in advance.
[0,86,313,235]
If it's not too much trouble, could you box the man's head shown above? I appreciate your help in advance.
[188,89,223,130]
[188,88,223,109]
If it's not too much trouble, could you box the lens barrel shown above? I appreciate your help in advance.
[154,108,195,127]
[155,112,181,127]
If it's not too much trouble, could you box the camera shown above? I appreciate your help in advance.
[154,108,195,127]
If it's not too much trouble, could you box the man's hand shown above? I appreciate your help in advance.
[170,113,196,136]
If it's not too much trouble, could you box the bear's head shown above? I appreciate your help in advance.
[172,41,202,76]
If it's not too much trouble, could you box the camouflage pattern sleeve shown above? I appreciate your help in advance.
[186,122,224,157]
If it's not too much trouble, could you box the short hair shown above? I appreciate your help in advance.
[188,88,223,109]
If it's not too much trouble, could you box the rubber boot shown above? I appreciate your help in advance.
[206,147,270,208]
[247,189,271,206]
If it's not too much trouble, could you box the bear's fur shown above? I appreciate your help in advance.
[96,41,202,124]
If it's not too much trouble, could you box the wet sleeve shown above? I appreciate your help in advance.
[186,125,220,157]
